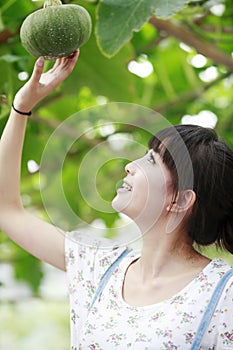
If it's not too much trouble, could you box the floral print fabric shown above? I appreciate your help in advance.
[65,232,233,350]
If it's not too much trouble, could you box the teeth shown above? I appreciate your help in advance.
[123,182,132,191]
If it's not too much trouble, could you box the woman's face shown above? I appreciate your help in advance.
[112,150,174,228]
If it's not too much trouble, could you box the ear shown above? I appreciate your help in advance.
[166,190,196,213]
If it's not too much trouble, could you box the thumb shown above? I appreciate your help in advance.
[30,57,45,82]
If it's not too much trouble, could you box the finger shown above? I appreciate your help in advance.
[49,50,79,76]
[50,57,63,74]
[60,49,79,66]
[68,49,80,62]
[62,50,80,70]
[30,57,45,82]
[68,49,80,60]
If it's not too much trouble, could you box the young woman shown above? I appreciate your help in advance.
[0,53,232,349]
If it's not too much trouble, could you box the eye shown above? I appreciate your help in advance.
[147,151,156,164]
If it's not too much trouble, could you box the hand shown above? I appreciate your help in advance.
[13,50,79,112]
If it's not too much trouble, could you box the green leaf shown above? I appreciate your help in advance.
[96,0,155,58]
[154,0,190,17]
[96,0,189,57]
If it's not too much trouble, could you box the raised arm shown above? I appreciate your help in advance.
[0,51,79,271]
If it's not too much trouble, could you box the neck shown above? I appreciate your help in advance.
[135,221,206,280]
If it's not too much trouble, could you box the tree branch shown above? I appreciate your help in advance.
[196,24,233,35]
[149,17,233,71]
[0,28,19,44]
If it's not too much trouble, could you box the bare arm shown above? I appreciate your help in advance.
[0,52,79,271]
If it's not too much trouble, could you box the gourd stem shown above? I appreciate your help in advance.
[44,0,62,8]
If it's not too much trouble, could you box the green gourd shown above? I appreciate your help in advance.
[20,0,92,59]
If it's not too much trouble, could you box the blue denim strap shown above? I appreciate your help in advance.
[90,248,132,309]
[191,267,233,350]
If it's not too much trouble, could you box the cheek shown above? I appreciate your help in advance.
[131,175,168,216]
[146,183,167,211]
[143,173,172,212]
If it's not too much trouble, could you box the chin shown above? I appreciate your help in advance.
[112,196,138,221]
[112,195,123,213]
[112,194,129,214]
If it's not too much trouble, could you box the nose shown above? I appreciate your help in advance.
[125,161,136,175]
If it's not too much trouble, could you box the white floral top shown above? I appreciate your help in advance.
[65,232,233,350]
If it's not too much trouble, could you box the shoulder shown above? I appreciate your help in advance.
[211,260,233,346]
[64,230,137,275]
[204,258,232,278]
[192,258,233,299]
[212,258,233,280]
[210,258,233,303]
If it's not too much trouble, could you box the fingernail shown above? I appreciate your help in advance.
[36,57,44,67]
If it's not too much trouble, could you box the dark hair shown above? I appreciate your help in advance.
[149,124,233,254]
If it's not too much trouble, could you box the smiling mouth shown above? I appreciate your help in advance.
[123,181,132,191]
[117,180,132,193]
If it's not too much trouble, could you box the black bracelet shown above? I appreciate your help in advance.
[12,103,32,116]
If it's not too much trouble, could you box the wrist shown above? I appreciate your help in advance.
[12,100,34,114]
[13,91,36,113]
[12,102,32,116]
